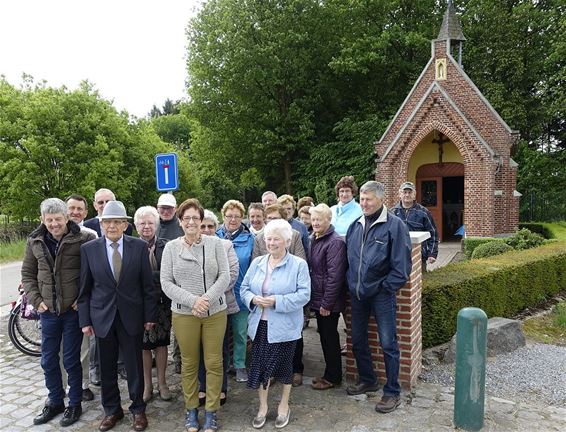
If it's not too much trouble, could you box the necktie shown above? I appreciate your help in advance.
[111,242,121,282]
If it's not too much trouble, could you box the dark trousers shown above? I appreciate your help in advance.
[40,309,83,407]
[292,335,304,374]
[97,312,145,415]
[315,311,342,384]
[350,290,400,397]
[198,317,229,393]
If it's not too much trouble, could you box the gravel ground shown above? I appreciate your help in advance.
[420,342,566,407]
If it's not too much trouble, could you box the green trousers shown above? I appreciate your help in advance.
[173,310,227,411]
[231,309,249,369]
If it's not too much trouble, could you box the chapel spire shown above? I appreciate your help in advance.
[437,0,466,66]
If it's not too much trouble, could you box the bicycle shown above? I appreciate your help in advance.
[8,283,42,357]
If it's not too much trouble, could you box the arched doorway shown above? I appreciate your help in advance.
[416,162,464,241]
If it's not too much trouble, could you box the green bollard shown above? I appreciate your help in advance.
[453,307,488,431]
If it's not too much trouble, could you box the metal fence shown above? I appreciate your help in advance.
[520,192,566,222]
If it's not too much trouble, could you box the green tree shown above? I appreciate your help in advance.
[0,78,201,219]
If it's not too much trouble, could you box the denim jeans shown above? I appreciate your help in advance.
[350,290,400,396]
[40,309,83,407]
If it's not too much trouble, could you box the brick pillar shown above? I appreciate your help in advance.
[344,232,430,390]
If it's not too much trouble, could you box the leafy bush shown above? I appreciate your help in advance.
[463,237,504,258]
[471,241,514,259]
[422,242,566,348]
[504,228,544,250]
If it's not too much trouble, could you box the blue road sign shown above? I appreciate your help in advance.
[155,153,179,192]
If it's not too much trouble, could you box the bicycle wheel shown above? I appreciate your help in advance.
[8,305,42,357]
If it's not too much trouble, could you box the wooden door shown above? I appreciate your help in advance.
[417,177,443,241]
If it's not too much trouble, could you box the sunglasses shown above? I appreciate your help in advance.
[200,224,215,230]
[96,200,111,205]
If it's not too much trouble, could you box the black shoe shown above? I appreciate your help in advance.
[33,404,65,425]
[82,388,95,401]
[117,367,128,380]
[346,381,380,395]
[60,405,82,427]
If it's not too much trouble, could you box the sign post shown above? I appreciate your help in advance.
[155,153,179,192]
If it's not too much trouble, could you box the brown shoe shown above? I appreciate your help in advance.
[99,411,124,431]
[133,412,148,431]
[375,395,401,413]
[292,373,303,387]
[311,377,334,390]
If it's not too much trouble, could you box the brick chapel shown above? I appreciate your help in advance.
[375,1,520,240]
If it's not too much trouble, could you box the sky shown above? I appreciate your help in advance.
[0,0,202,118]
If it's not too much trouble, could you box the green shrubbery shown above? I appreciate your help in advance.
[422,242,566,348]
[505,228,544,250]
[471,241,514,259]
[465,228,546,259]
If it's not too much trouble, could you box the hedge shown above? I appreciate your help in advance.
[463,237,504,258]
[421,241,566,348]
[471,241,513,259]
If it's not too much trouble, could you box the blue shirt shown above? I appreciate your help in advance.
[331,199,363,236]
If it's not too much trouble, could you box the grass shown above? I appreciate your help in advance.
[0,239,26,263]
[522,300,566,346]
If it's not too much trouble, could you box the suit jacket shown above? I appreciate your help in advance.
[77,235,158,338]
[84,217,133,237]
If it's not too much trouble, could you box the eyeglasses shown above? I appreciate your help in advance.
[101,219,126,226]
[200,224,215,230]
[96,200,111,205]
[224,215,242,220]
[182,216,201,222]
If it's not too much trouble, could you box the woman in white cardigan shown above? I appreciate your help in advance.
[161,199,229,432]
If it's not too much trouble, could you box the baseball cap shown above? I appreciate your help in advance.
[400,181,416,192]
[157,194,177,207]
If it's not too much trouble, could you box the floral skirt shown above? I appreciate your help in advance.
[247,320,297,390]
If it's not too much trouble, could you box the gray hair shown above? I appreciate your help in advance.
[309,203,332,221]
[40,198,68,217]
[261,191,277,200]
[360,181,386,199]
[264,219,292,246]
[94,188,116,200]
[134,206,159,226]
[203,209,219,227]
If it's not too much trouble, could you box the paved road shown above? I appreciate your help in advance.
[0,261,21,314]
[1,317,565,431]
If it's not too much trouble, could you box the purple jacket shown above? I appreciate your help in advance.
[307,225,347,313]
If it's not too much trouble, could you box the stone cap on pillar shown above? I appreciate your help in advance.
[410,231,431,245]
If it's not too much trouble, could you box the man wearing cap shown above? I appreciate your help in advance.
[84,188,133,237]
[155,193,184,373]
[78,201,158,432]
[392,181,439,271]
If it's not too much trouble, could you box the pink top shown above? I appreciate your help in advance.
[260,265,272,320]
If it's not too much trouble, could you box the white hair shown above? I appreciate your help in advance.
[203,209,219,227]
[264,219,292,246]
[134,206,159,226]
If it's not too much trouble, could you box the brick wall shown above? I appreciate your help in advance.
[344,238,425,390]
[375,38,519,237]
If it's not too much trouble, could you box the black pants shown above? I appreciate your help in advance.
[316,312,342,384]
[292,336,304,374]
[97,312,145,416]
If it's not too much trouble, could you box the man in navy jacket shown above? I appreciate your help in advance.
[345,181,411,414]
[78,201,158,432]
[392,181,439,271]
